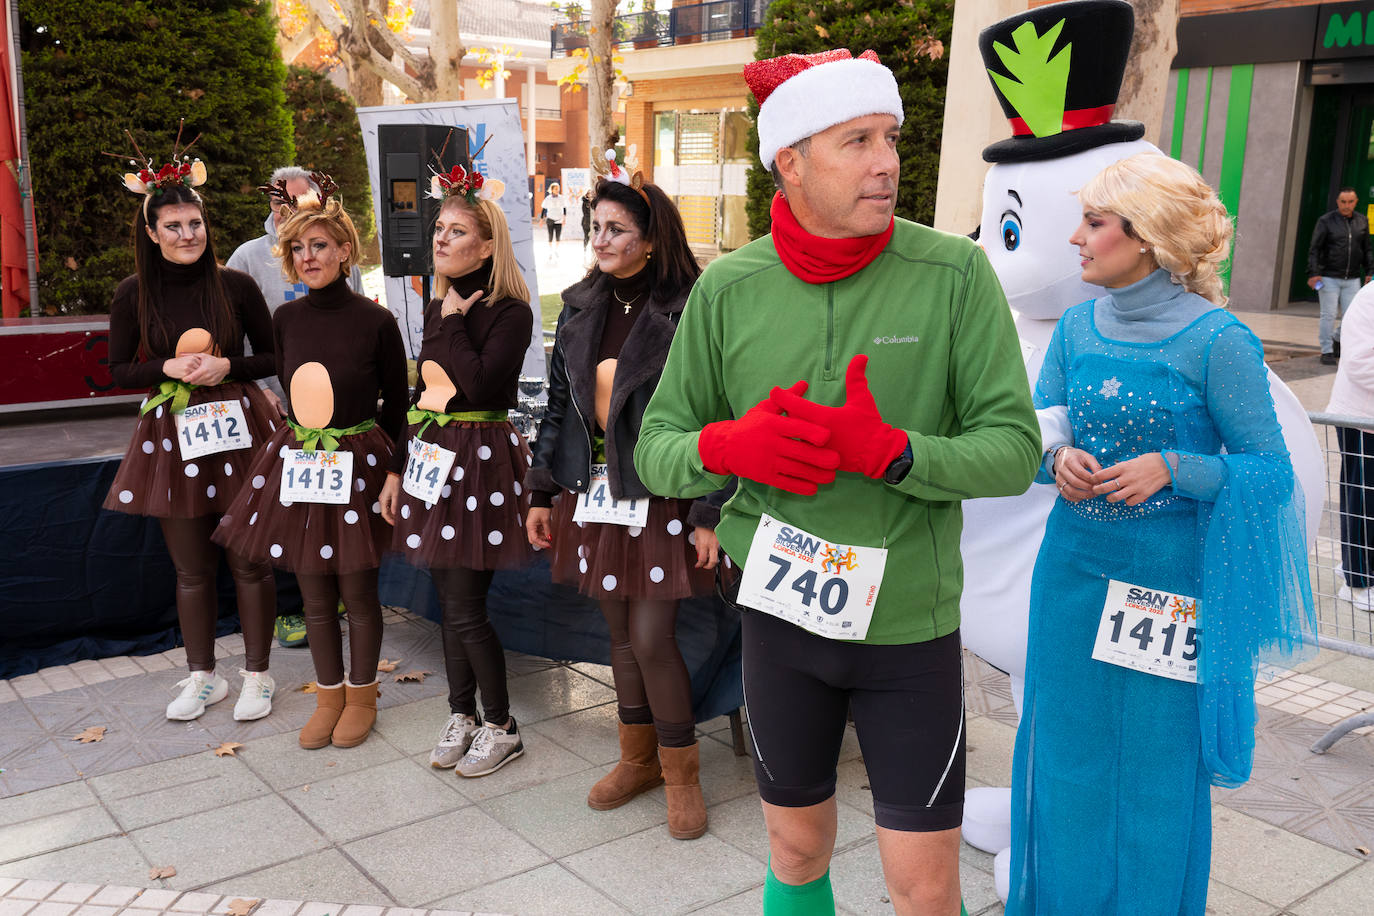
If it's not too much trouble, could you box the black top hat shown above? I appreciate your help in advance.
[980,0,1145,163]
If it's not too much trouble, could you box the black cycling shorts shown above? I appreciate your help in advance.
[740,608,965,832]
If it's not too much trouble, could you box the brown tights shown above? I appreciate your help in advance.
[598,598,695,747]
[296,568,383,686]
[158,515,276,672]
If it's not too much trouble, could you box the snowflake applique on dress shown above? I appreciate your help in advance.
[1099,376,1122,398]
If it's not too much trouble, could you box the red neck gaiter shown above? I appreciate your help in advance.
[769,191,893,284]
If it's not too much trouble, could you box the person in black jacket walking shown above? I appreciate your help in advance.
[1308,187,1373,363]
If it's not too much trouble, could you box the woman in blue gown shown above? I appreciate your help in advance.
[1008,153,1315,915]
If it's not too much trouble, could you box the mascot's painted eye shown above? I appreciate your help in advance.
[1001,211,1022,252]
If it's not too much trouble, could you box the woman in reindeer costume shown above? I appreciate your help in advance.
[377,144,535,778]
[215,178,408,750]
[525,149,724,840]
[104,129,280,723]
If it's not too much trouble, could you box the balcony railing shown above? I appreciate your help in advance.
[551,0,770,56]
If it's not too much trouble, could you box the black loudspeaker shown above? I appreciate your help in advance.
[378,124,467,278]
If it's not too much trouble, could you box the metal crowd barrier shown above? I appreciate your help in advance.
[1304,411,1374,752]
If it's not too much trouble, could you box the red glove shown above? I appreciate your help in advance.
[769,354,908,479]
[698,381,841,495]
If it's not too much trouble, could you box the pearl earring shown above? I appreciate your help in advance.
[1140,247,1148,254]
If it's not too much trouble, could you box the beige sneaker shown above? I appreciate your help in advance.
[455,718,524,777]
[430,713,480,768]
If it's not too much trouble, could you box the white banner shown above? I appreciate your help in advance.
[355,99,546,381]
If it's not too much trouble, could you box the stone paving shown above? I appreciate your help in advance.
[4,614,1374,914]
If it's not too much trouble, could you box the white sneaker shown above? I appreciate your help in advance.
[233,670,276,721]
[166,670,229,720]
[1339,584,1374,612]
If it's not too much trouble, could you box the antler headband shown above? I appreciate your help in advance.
[593,147,649,206]
[427,129,505,204]
[257,170,339,212]
[105,121,207,219]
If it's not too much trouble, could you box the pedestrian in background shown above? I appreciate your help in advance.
[1307,187,1372,364]
[1327,283,1374,612]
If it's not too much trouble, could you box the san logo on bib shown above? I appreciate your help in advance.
[773,526,821,561]
[1124,587,1168,610]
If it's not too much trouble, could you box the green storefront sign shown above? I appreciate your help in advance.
[1317,3,1374,59]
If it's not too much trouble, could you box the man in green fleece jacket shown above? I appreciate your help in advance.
[634,49,1039,916]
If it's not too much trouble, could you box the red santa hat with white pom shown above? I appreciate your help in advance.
[744,49,904,170]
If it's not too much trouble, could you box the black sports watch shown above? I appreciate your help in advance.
[883,440,914,485]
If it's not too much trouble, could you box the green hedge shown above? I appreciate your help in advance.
[746,0,953,240]
[284,66,375,256]
[20,0,292,315]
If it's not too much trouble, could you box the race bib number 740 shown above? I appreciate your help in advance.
[736,513,886,641]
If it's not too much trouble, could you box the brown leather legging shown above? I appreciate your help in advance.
[158,515,276,672]
[599,598,695,747]
[296,568,383,686]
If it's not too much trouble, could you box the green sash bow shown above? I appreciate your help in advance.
[406,408,508,438]
[288,417,376,454]
[141,379,197,416]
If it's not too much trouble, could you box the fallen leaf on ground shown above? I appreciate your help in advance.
[72,725,106,743]
[300,681,318,693]
[326,761,337,767]
[148,865,176,879]
[225,899,260,916]
[213,741,243,757]
[1358,845,1371,856]
[301,784,310,792]
[376,658,400,673]
[394,669,431,683]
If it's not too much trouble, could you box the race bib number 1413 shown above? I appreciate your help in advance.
[280,450,354,506]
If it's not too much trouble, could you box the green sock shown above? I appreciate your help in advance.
[763,862,834,916]
[962,901,969,916]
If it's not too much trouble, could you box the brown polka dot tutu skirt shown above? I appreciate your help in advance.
[212,423,395,575]
[392,420,534,570]
[549,491,714,601]
[103,380,280,518]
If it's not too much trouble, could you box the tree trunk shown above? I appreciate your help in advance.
[342,32,385,107]
[1117,0,1180,146]
[430,0,464,101]
[587,0,617,154]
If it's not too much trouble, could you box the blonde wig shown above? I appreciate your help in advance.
[273,198,361,284]
[432,196,530,305]
[1077,152,1234,306]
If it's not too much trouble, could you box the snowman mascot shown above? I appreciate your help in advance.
[958,0,1324,900]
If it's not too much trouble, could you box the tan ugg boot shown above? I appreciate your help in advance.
[332,680,379,748]
[298,683,345,749]
[587,722,664,810]
[659,742,707,840]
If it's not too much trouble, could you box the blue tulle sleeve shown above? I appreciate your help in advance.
[1187,325,1317,786]
[1032,314,1073,483]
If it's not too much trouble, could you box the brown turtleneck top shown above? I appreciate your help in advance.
[108,257,274,390]
[387,260,534,472]
[272,273,409,444]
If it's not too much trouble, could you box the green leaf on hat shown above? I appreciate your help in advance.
[989,19,1071,139]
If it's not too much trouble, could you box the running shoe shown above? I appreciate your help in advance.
[455,718,524,777]
[429,712,480,768]
[166,670,229,720]
[275,614,307,648]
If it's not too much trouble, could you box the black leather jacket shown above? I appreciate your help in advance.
[1308,209,1373,280]
[526,272,729,527]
